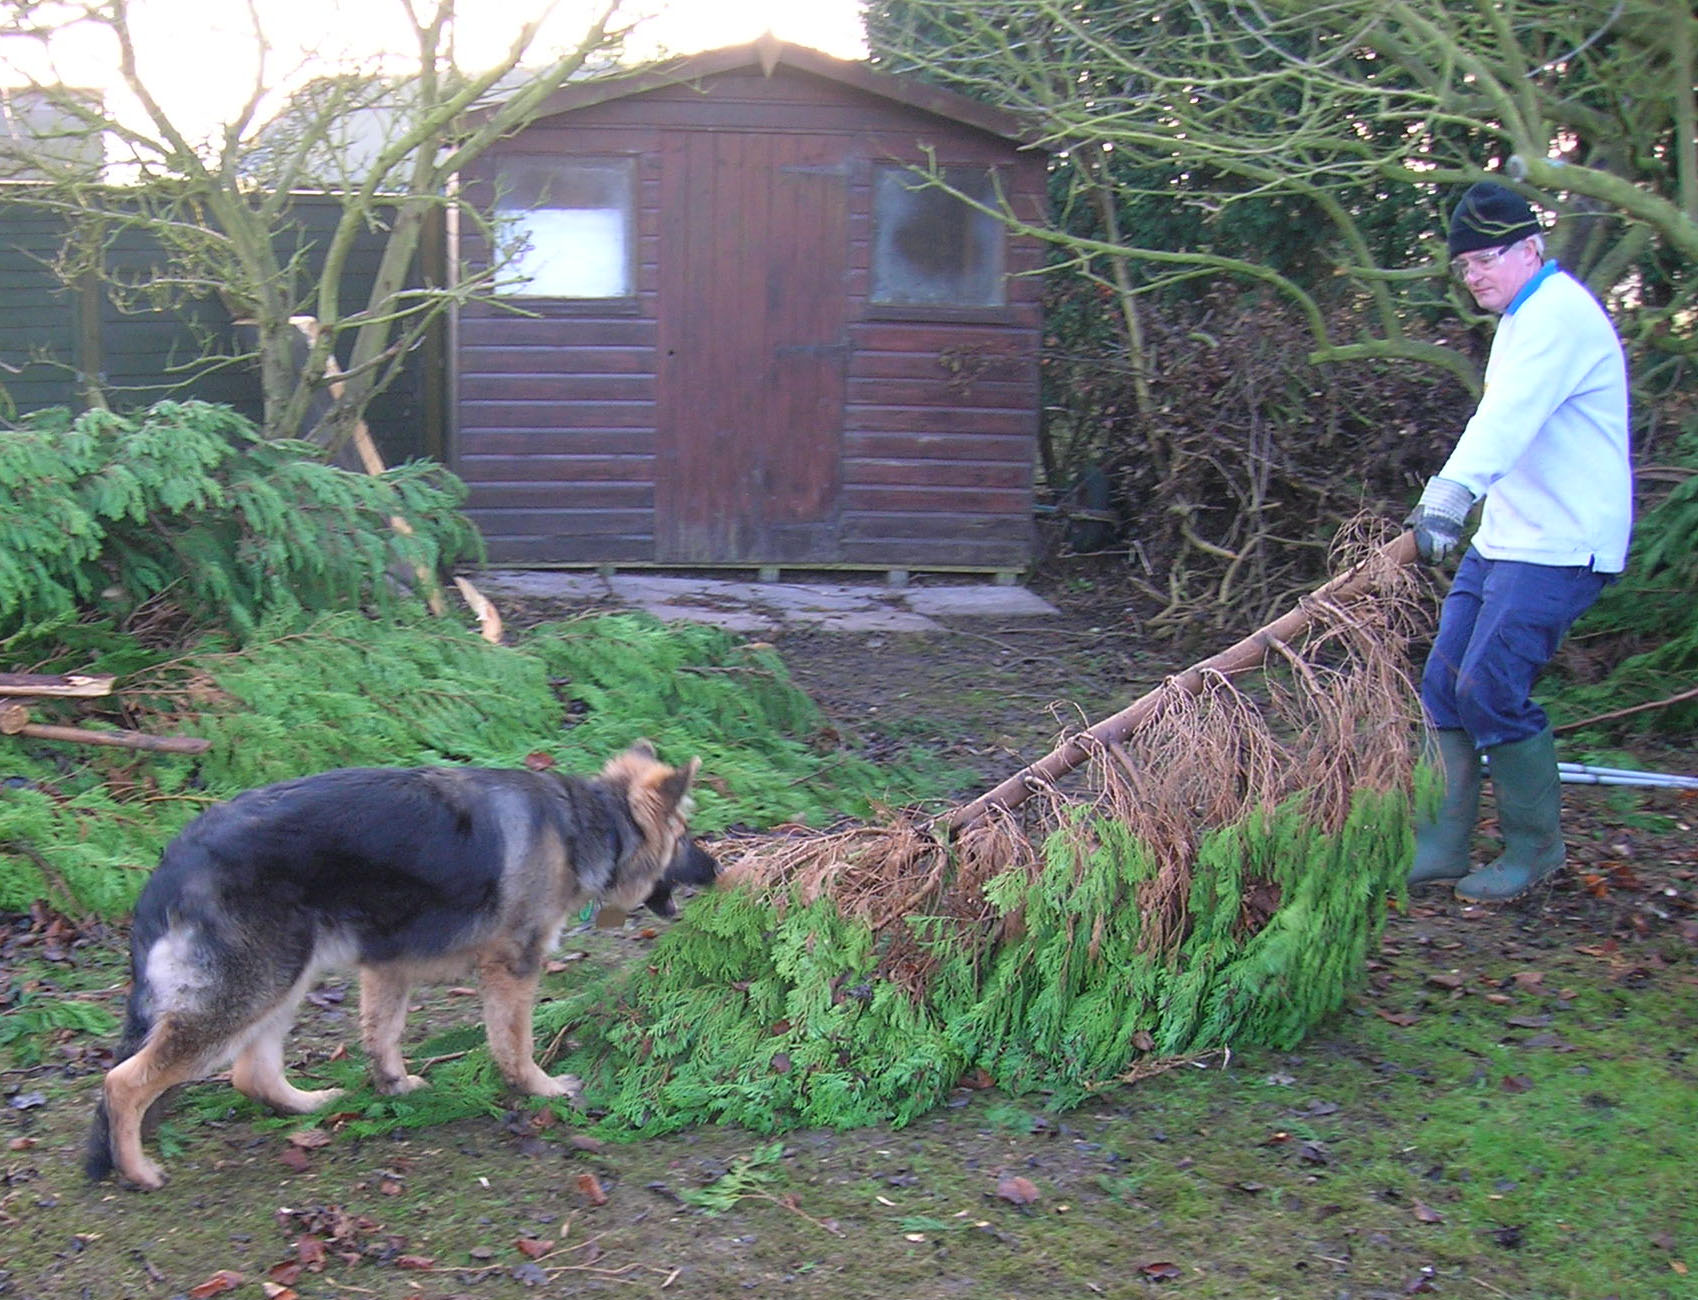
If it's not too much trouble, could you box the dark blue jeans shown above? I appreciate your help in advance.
[1420,549,1609,750]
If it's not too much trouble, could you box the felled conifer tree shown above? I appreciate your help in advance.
[546,526,1429,1132]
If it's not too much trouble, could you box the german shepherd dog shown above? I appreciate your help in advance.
[87,742,707,1190]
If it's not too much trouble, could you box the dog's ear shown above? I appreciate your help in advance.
[625,738,658,760]
[656,757,700,814]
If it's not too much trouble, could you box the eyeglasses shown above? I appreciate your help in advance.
[1449,240,1526,279]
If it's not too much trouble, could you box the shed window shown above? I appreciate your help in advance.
[871,166,1004,309]
[493,157,633,299]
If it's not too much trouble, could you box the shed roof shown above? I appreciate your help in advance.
[482,34,1044,148]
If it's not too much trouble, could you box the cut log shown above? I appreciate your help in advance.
[0,698,30,734]
[945,531,1420,832]
[11,721,211,754]
[0,672,117,698]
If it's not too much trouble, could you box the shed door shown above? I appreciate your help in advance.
[655,133,847,563]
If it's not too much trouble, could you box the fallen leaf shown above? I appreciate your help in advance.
[266,1262,302,1286]
[1141,1261,1183,1281]
[1376,1009,1420,1027]
[577,1172,608,1206]
[379,1179,403,1195]
[8,1137,37,1151]
[395,1255,437,1270]
[1297,1140,1330,1166]
[1500,1074,1535,1094]
[515,1237,553,1260]
[260,1285,298,1300]
[186,1271,245,1299]
[277,1147,311,1174]
[296,1236,327,1271]
[1412,1200,1445,1223]
[996,1174,1041,1206]
[1425,972,1465,991]
[957,1067,995,1090]
[1511,970,1545,988]
[288,1129,332,1150]
[567,1133,605,1153]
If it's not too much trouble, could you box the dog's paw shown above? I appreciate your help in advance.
[528,1071,585,1106]
[122,1158,166,1192]
[295,1086,347,1111]
[376,1074,429,1096]
[267,1084,345,1114]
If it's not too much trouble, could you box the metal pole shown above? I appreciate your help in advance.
[1556,764,1698,791]
[1480,756,1698,791]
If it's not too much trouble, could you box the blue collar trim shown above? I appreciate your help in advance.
[1506,260,1560,315]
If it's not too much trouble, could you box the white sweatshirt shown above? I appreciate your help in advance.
[1440,263,1632,572]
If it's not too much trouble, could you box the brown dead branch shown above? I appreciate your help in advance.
[7,721,210,754]
[289,317,502,643]
[944,529,1419,833]
[2,672,210,753]
[1554,685,1698,733]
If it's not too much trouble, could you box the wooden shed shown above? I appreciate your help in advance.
[453,37,1047,576]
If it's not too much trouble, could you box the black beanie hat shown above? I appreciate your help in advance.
[1448,182,1541,257]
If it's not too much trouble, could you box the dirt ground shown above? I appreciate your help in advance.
[3,573,1695,1300]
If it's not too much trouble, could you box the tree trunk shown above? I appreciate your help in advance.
[945,531,1420,832]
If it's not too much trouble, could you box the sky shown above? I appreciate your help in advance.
[1,0,868,140]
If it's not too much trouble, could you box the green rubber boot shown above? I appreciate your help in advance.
[1409,728,1481,886]
[1454,726,1566,903]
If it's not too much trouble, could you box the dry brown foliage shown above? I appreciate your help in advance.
[721,522,1428,990]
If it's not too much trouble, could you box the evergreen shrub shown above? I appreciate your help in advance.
[0,400,481,640]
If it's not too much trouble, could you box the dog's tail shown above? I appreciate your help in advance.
[84,972,156,1181]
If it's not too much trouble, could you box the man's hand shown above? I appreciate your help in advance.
[1404,477,1473,564]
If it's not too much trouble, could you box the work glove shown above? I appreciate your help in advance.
[1404,476,1472,565]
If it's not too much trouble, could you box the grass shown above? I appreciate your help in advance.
[3,896,1694,1300]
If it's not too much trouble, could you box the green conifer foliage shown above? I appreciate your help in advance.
[0,401,481,639]
[0,610,963,915]
[539,786,1411,1133]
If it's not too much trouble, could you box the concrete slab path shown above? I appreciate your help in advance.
[468,570,1060,635]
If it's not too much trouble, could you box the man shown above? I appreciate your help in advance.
[1404,180,1632,902]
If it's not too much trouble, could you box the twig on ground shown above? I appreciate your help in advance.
[1555,685,1698,733]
